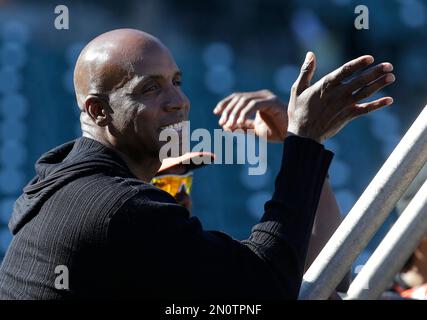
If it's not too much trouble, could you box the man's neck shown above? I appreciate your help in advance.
[115,150,160,183]
[82,132,160,183]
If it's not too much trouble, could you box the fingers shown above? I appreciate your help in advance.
[223,97,252,129]
[215,90,272,128]
[353,97,394,117]
[326,55,374,87]
[236,99,264,126]
[292,51,317,95]
[223,119,255,132]
[224,98,262,129]
[218,95,240,126]
[345,62,393,93]
[351,73,395,103]
[213,93,235,115]
[233,119,255,133]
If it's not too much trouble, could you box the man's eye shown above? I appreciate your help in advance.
[173,79,182,86]
[143,84,159,93]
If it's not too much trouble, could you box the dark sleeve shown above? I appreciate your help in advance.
[106,136,333,299]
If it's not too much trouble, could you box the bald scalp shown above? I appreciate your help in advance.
[73,29,166,109]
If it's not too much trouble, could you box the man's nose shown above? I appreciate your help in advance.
[163,86,189,112]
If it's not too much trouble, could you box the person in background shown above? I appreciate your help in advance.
[391,164,427,300]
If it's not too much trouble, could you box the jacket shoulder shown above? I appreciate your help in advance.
[105,177,190,237]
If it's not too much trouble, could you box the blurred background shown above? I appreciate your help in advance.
[0,0,426,276]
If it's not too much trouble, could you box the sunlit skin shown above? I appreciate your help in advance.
[73,29,190,182]
[401,236,427,287]
[214,53,395,143]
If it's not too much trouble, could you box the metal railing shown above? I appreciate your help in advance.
[299,105,427,300]
[346,177,427,299]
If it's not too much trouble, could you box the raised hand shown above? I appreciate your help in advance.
[213,53,395,144]
[213,89,288,142]
[287,52,395,143]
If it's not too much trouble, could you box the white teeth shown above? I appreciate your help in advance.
[161,121,184,130]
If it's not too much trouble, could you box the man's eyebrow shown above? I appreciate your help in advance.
[131,71,182,90]
[142,71,182,81]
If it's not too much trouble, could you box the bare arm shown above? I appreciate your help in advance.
[306,178,352,294]
[305,178,342,270]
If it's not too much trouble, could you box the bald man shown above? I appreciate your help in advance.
[0,29,394,299]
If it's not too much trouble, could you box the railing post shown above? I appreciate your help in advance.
[345,177,427,299]
[299,106,427,300]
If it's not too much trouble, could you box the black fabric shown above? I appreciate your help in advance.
[0,136,332,299]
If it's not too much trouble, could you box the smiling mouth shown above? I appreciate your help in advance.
[160,121,185,131]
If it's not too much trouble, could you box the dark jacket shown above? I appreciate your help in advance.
[0,136,332,299]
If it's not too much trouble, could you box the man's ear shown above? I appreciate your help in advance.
[84,95,112,127]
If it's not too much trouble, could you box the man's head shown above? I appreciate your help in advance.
[74,29,190,165]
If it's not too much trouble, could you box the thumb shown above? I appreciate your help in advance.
[293,51,316,94]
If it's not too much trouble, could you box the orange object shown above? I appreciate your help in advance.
[401,284,427,300]
[151,172,193,196]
